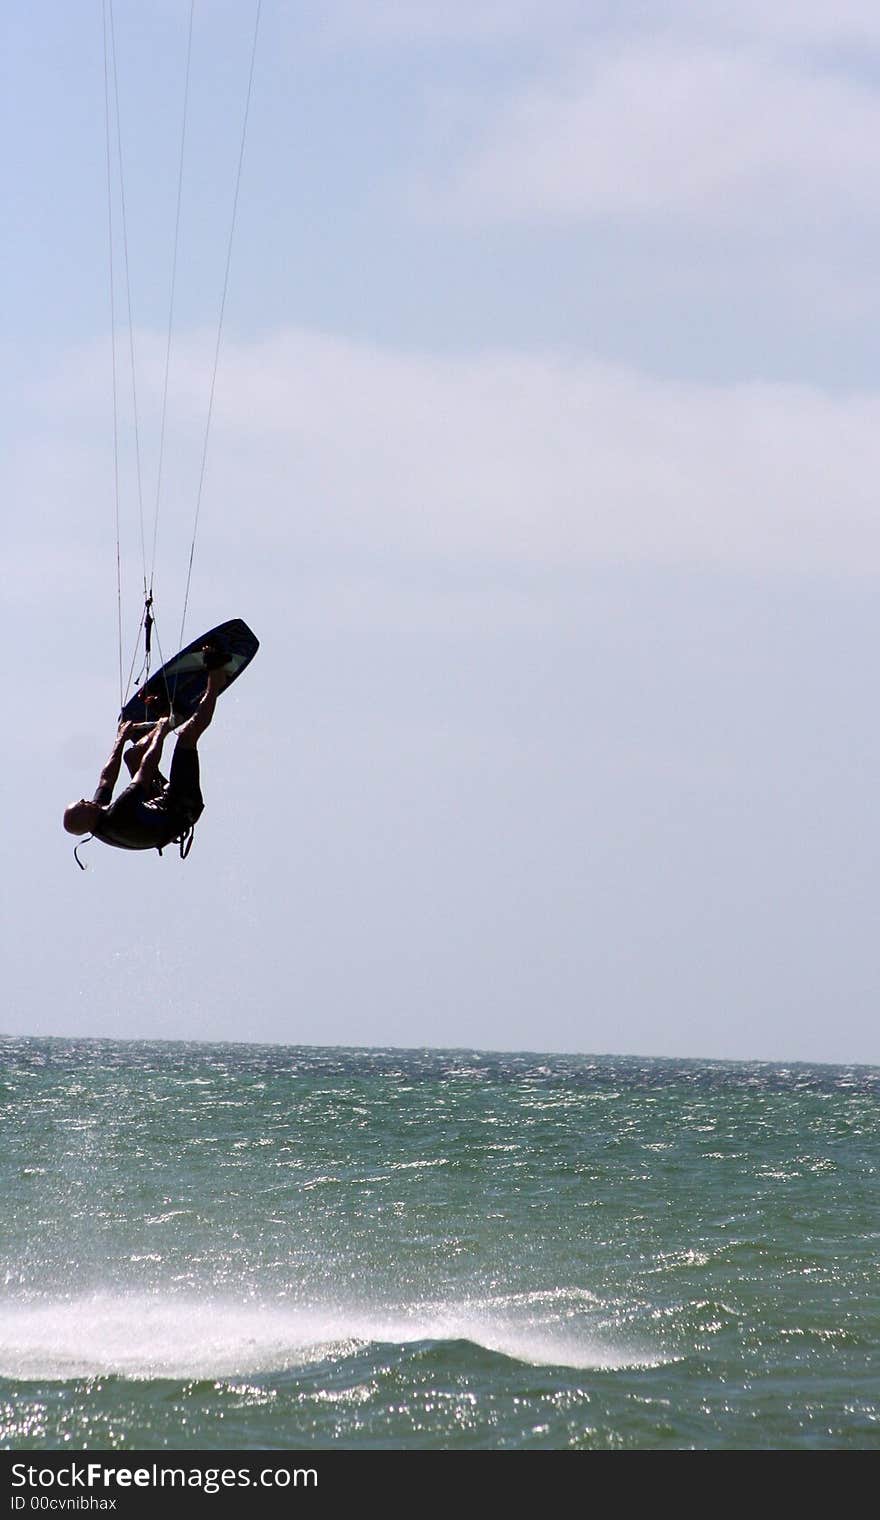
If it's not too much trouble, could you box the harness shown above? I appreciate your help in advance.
[159,822,196,859]
[73,820,197,869]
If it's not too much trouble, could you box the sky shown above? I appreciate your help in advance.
[3,0,880,1063]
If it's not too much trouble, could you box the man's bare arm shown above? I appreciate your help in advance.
[94,721,133,803]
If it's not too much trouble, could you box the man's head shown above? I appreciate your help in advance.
[63,800,102,836]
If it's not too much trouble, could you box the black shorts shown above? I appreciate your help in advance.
[167,745,204,826]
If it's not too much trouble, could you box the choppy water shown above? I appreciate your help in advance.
[0,1039,877,1448]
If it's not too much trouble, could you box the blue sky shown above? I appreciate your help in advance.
[4,1,880,1062]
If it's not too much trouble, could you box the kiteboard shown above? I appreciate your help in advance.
[120,617,259,728]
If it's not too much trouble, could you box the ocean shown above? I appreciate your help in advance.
[0,1038,877,1450]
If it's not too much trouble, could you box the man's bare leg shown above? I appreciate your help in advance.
[125,727,169,796]
[172,667,227,752]
[133,716,173,790]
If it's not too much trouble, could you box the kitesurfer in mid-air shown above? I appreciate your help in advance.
[63,665,227,854]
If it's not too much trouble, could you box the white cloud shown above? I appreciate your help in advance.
[16,328,880,601]
[318,0,880,53]
[315,1,880,259]
[434,39,880,230]
[197,331,880,578]
[684,0,880,49]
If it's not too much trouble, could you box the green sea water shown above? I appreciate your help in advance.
[0,1039,877,1449]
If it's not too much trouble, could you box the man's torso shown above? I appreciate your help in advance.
[92,781,188,851]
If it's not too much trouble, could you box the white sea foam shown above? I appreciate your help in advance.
[0,1291,661,1381]
[0,1297,350,1381]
